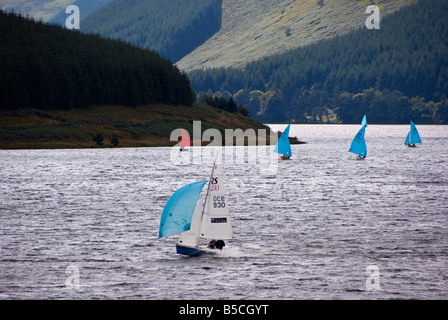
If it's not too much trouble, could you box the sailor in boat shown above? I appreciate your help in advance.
[207,239,225,250]
[215,240,225,250]
[208,240,216,249]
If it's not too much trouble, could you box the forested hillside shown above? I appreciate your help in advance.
[189,0,448,124]
[81,0,222,63]
[0,10,195,110]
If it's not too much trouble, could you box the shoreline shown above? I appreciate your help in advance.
[0,137,306,150]
[0,104,284,150]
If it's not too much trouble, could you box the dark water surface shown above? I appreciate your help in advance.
[1,125,447,299]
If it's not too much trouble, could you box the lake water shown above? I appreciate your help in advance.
[1,124,447,300]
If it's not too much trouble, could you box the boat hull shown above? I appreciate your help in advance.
[176,244,216,256]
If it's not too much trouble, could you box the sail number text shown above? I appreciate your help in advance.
[212,196,225,208]
[210,176,220,191]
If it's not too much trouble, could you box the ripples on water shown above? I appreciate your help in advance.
[0,125,447,300]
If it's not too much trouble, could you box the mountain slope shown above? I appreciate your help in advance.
[177,0,416,71]
[0,0,73,21]
[80,0,222,63]
[187,0,448,124]
[47,0,115,25]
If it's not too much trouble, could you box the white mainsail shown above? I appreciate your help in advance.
[199,161,233,240]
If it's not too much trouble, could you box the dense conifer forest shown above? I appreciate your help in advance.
[0,9,195,111]
[189,0,448,124]
[81,0,222,63]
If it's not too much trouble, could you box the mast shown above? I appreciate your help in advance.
[200,153,219,226]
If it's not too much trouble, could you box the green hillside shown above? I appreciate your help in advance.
[0,10,270,149]
[0,103,271,149]
[188,0,448,124]
[81,0,222,63]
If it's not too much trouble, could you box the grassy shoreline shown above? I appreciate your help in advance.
[0,103,297,150]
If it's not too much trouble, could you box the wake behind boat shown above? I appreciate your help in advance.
[159,156,233,256]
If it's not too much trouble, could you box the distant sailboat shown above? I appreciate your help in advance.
[274,124,292,160]
[349,124,367,160]
[159,156,233,256]
[405,121,421,148]
[179,128,191,151]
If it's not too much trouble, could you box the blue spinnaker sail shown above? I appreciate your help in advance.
[405,121,421,145]
[349,124,367,157]
[159,180,207,238]
[361,115,367,127]
[274,124,291,157]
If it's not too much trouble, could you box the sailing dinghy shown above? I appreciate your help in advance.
[405,121,421,148]
[349,123,367,160]
[179,128,191,151]
[274,124,292,160]
[159,156,233,256]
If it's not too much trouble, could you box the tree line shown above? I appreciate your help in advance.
[188,0,448,124]
[199,93,250,116]
[0,10,196,111]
